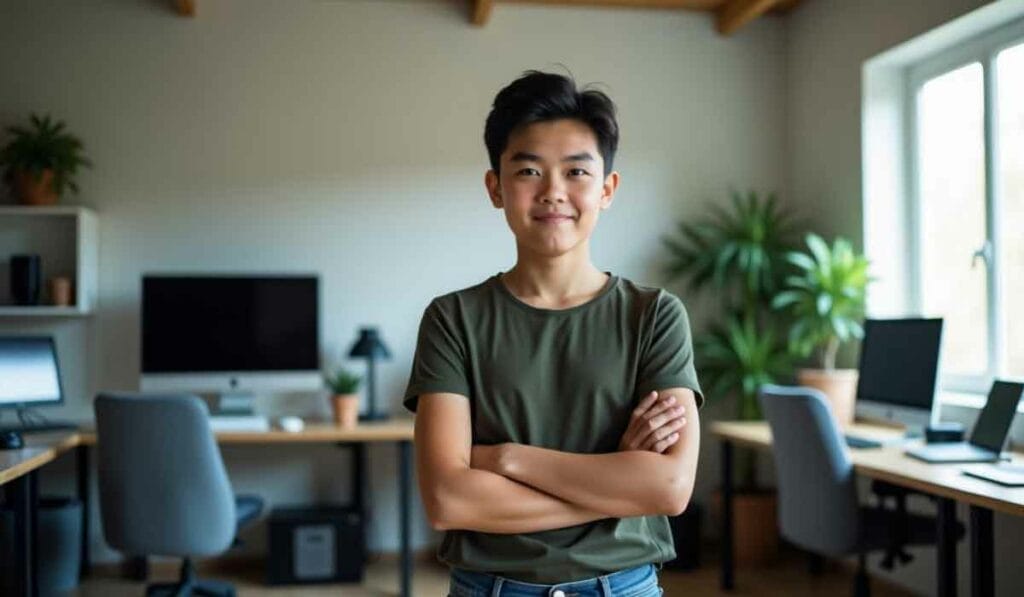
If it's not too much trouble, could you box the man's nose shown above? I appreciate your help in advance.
[540,174,568,203]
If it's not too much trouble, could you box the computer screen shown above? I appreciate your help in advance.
[142,275,319,374]
[856,318,943,412]
[0,336,63,408]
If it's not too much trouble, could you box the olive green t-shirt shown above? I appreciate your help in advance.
[403,272,703,583]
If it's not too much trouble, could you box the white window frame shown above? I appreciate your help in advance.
[904,17,1024,395]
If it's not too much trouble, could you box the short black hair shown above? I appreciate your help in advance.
[484,70,619,177]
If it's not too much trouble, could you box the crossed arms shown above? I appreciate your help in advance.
[414,388,700,534]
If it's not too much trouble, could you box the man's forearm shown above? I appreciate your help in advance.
[498,445,689,518]
[428,466,607,534]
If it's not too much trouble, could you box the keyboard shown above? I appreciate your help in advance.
[845,435,883,449]
[0,422,78,434]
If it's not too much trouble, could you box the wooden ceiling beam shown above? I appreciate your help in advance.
[173,0,196,17]
[471,0,495,26]
[503,0,723,9]
[716,0,779,35]
[771,0,802,14]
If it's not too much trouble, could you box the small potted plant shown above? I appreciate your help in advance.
[772,233,871,428]
[0,113,91,205]
[324,366,362,428]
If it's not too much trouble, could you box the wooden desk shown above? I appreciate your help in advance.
[711,421,1024,597]
[0,419,416,597]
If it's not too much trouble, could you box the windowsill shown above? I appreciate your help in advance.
[940,389,1024,414]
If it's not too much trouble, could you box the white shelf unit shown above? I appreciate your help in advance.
[0,205,98,316]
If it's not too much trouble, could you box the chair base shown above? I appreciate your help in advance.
[144,557,235,597]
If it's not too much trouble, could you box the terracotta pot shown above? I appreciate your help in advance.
[712,489,779,566]
[49,276,73,307]
[331,393,359,428]
[797,368,859,429]
[11,168,58,206]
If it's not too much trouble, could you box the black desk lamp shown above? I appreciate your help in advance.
[348,326,392,421]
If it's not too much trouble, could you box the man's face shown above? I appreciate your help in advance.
[485,118,619,259]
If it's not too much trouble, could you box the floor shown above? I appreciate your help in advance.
[71,549,919,596]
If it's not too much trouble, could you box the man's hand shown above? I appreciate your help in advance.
[618,390,687,453]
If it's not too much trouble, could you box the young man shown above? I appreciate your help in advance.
[403,71,703,597]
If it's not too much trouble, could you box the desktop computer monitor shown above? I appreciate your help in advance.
[855,318,944,429]
[140,275,321,396]
[0,336,63,410]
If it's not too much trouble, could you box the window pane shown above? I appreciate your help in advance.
[997,42,1024,377]
[917,62,988,375]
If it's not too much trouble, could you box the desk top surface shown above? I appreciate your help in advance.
[0,417,415,486]
[711,420,1024,516]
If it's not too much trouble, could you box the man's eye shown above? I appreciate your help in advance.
[516,168,540,176]
[569,168,589,177]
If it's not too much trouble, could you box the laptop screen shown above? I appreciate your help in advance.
[971,381,1023,452]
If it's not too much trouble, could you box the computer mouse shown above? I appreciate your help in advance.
[277,416,304,433]
[0,431,25,450]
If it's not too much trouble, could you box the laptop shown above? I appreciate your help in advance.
[905,380,1023,463]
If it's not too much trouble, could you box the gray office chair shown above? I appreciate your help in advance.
[94,393,263,596]
[758,384,945,597]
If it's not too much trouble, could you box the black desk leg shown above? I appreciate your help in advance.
[351,443,368,565]
[969,506,993,597]
[29,470,39,597]
[720,440,734,591]
[9,471,39,597]
[937,497,958,597]
[399,441,412,597]
[76,445,90,579]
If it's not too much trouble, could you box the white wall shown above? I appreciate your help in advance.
[784,0,988,241]
[0,0,786,561]
[785,1,1024,595]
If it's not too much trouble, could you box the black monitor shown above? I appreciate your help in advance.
[855,318,944,428]
[140,275,320,394]
[0,336,63,409]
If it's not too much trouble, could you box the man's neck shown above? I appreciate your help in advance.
[501,248,608,308]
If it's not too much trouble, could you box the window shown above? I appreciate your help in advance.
[908,21,1024,392]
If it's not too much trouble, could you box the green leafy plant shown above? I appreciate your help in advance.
[697,314,794,420]
[771,234,871,370]
[663,190,800,317]
[664,190,803,489]
[324,367,362,394]
[663,190,801,417]
[0,113,92,196]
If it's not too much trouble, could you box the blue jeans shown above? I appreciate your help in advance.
[448,564,663,597]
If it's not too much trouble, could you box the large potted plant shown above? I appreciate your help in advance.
[663,190,799,451]
[772,233,871,428]
[0,113,91,205]
[663,190,800,565]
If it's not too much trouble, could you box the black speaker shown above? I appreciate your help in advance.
[10,254,41,306]
[926,422,965,443]
[267,505,364,585]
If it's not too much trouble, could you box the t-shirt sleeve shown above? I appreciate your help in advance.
[634,291,705,408]
[403,298,472,413]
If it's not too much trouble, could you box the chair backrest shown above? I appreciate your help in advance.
[758,384,861,555]
[94,393,236,557]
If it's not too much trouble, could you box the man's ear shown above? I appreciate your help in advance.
[601,171,620,210]
[485,169,503,208]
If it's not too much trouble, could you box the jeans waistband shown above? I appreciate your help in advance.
[450,563,657,597]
